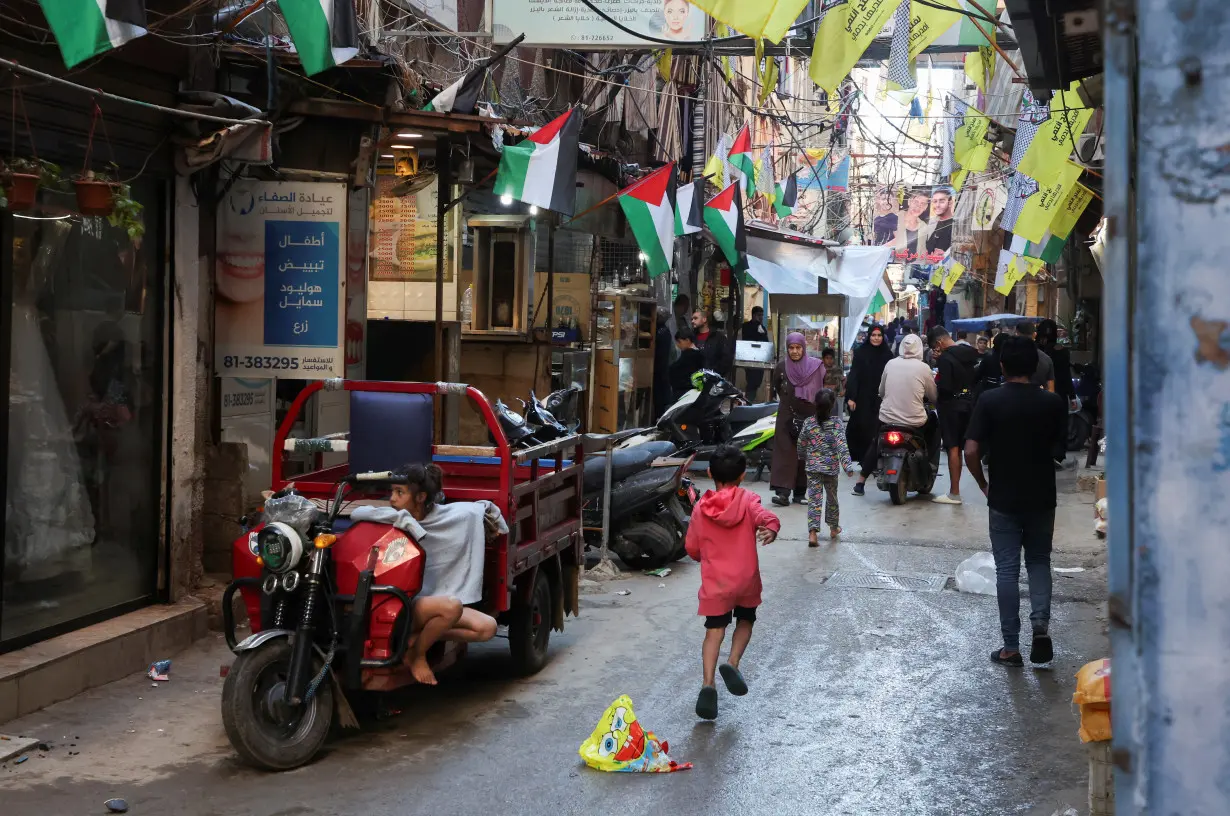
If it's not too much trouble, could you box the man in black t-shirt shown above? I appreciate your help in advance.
[964,335,1067,668]
[929,327,981,505]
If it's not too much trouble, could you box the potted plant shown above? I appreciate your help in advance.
[2,158,61,211]
[74,168,117,216]
[107,182,145,243]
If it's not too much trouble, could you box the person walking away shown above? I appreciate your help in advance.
[769,333,826,506]
[854,334,937,495]
[692,310,732,377]
[845,324,893,493]
[685,445,780,720]
[974,331,1007,403]
[929,327,981,505]
[797,389,855,544]
[821,347,845,417]
[893,324,914,356]
[1036,319,1076,465]
[740,306,770,400]
[964,336,1067,667]
[1015,321,1055,391]
[669,293,691,340]
[669,329,706,401]
[653,312,674,419]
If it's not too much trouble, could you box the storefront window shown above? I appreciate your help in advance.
[2,180,163,645]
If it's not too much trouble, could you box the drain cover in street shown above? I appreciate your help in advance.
[824,570,948,592]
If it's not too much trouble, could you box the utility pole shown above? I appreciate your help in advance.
[1104,2,1230,812]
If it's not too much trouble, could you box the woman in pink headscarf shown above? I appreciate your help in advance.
[768,332,826,506]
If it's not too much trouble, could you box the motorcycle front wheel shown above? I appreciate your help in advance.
[222,639,334,771]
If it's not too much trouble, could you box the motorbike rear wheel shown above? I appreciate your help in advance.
[611,520,676,570]
[221,639,334,771]
[888,471,909,505]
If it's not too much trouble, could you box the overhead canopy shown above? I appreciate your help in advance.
[950,313,1034,331]
[745,255,824,295]
[742,238,893,351]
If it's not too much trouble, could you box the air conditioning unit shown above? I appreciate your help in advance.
[1004,0,1102,100]
[1078,131,1104,165]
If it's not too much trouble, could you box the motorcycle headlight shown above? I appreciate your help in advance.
[719,397,734,416]
[256,522,305,574]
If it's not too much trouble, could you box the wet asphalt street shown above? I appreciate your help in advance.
[1,471,1107,815]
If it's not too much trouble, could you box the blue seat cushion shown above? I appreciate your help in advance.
[349,391,433,475]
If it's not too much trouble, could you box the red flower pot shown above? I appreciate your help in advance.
[3,172,39,211]
[75,179,115,216]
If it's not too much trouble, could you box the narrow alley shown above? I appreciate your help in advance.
[1,468,1106,816]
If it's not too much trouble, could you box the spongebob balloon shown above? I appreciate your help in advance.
[579,695,692,773]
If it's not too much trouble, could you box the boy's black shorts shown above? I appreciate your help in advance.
[704,606,758,629]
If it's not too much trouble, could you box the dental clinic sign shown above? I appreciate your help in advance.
[216,181,345,378]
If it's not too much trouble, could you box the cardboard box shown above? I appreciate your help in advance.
[1096,478,1106,503]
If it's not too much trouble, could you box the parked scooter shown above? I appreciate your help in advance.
[493,395,693,569]
[618,370,777,469]
[581,443,693,569]
[542,385,582,433]
[874,412,940,505]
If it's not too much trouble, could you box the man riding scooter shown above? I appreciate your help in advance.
[852,334,939,496]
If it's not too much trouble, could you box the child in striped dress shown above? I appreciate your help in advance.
[796,389,855,546]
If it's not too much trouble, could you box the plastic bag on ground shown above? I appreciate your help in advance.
[579,695,692,773]
[955,551,997,595]
[1073,658,1112,705]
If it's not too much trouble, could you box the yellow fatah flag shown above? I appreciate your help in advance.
[810,0,898,96]
[658,49,672,83]
[688,0,812,43]
[1024,256,1045,277]
[1048,183,1095,241]
[964,46,995,95]
[1014,160,1084,243]
[1018,82,1093,183]
[702,152,726,187]
[942,260,965,294]
[929,265,944,287]
[995,253,1028,296]
[953,107,993,174]
[951,168,970,193]
[907,0,963,61]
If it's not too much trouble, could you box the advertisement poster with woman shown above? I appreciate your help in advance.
[216,181,346,378]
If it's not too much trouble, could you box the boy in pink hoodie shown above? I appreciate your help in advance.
[685,444,781,720]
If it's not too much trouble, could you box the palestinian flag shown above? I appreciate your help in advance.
[675,179,703,236]
[703,182,747,267]
[618,164,676,280]
[39,0,147,69]
[773,172,798,219]
[494,108,583,215]
[866,273,895,316]
[278,0,359,76]
[727,125,756,198]
[426,34,523,114]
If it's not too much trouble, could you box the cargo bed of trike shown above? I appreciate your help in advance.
[271,379,584,638]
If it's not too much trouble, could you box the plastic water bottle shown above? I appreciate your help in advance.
[461,285,473,329]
